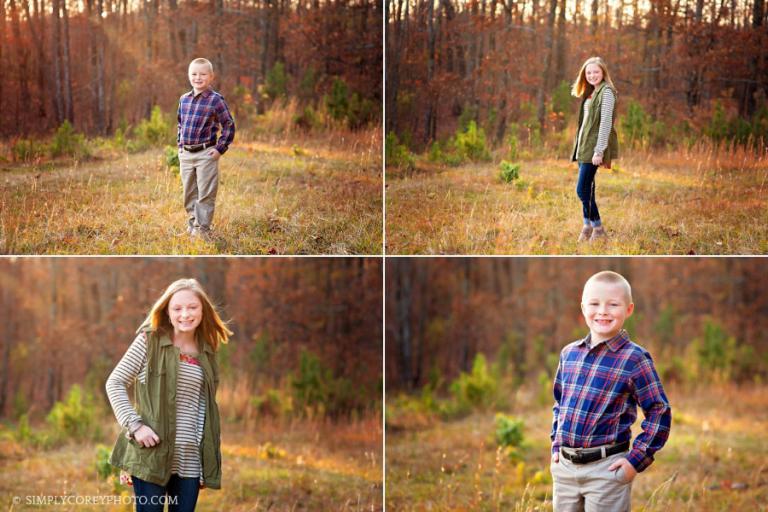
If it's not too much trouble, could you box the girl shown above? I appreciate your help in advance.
[106,278,232,512]
[570,56,619,242]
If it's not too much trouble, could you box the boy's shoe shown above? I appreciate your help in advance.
[577,225,593,242]
[590,226,607,241]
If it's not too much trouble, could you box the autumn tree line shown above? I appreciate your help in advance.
[386,258,768,393]
[0,0,382,138]
[0,258,382,421]
[386,0,768,153]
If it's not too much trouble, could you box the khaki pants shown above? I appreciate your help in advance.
[551,450,632,512]
[179,149,219,230]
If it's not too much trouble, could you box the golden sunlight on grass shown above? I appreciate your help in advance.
[386,150,768,255]
[0,140,382,255]
[385,384,768,511]
[0,416,382,511]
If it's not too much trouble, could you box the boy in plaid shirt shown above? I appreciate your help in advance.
[550,271,671,511]
[177,58,235,240]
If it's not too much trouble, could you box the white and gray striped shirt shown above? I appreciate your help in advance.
[106,332,206,480]
[576,86,615,157]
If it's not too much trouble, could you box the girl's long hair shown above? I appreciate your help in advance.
[571,57,617,98]
[138,278,232,351]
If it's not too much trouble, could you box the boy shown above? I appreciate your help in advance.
[177,57,235,240]
[550,271,671,512]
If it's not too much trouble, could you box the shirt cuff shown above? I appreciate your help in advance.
[215,145,228,155]
[125,419,144,440]
[626,448,653,472]
[552,444,560,455]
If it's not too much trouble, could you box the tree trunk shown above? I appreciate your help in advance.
[61,0,74,123]
[395,260,413,389]
[10,0,32,134]
[52,0,64,124]
[537,0,557,130]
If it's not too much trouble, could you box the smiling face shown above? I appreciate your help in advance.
[168,289,203,336]
[585,63,604,87]
[581,280,634,343]
[188,62,214,94]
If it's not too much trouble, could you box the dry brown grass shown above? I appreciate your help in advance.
[386,146,768,255]
[385,383,768,511]
[0,413,383,511]
[0,135,382,255]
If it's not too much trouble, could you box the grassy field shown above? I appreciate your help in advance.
[0,138,381,254]
[0,416,382,511]
[386,149,768,255]
[385,384,768,511]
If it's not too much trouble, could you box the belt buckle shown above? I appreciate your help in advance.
[571,448,584,463]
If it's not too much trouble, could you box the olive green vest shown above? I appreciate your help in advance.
[571,82,619,167]
[109,329,222,489]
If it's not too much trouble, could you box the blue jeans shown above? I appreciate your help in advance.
[133,474,200,512]
[576,162,601,226]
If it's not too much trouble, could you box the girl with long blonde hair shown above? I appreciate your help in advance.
[106,278,232,512]
[570,57,619,242]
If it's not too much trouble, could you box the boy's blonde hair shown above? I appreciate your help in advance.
[139,278,232,351]
[189,58,214,73]
[583,270,633,303]
[571,56,617,98]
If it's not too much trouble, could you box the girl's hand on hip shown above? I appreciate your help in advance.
[551,452,560,463]
[607,458,637,482]
[134,425,161,447]
[207,148,221,160]
[592,154,603,166]
[119,471,133,486]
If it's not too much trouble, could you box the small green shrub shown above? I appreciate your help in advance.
[251,388,293,419]
[427,140,463,166]
[697,319,736,377]
[495,413,525,448]
[293,105,322,131]
[448,353,497,414]
[551,81,572,122]
[507,124,520,160]
[46,384,101,441]
[95,444,118,480]
[265,62,289,100]
[165,145,180,174]
[454,121,491,162]
[621,100,651,148]
[133,106,173,150]
[11,138,48,162]
[495,413,527,462]
[291,349,362,418]
[326,77,350,121]
[347,92,375,129]
[385,131,415,170]
[499,160,520,183]
[298,67,318,101]
[50,120,90,159]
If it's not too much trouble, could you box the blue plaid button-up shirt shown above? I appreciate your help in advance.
[551,330,671,472]
[177,88,235,155]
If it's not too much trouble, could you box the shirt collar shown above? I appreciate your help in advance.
[186,87,212,99]
[579,329,630,352]
[160,330,214,354]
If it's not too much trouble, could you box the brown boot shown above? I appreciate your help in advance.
[590,226,607,241]
[578,225,593,242]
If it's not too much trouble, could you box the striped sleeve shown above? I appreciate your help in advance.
[594,88,615,156]
[105,332,147,429]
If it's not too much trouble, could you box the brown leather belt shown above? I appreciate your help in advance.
[182,141,216,153]
[560,441,630,464]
